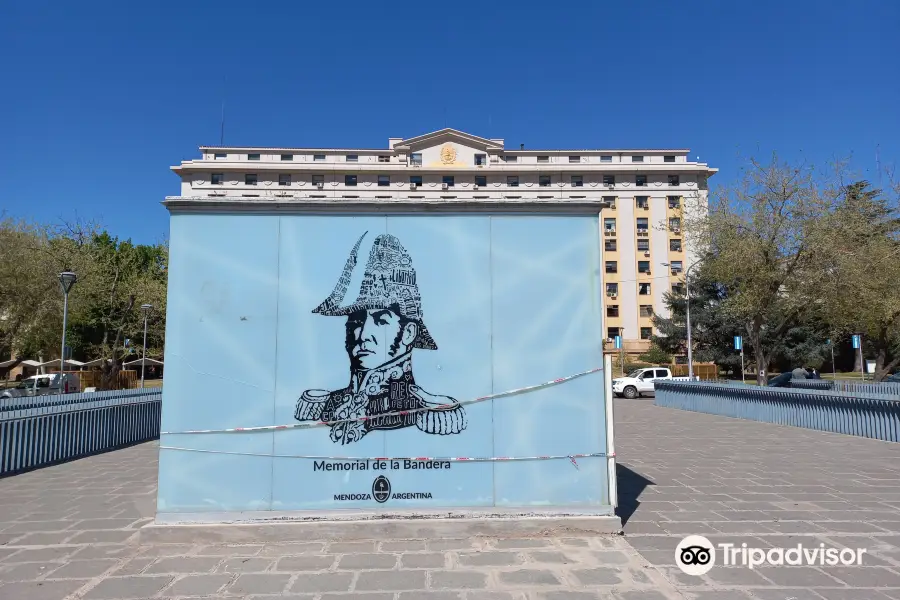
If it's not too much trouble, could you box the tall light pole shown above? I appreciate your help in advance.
[664,260,701,380]
[58,271,77,382]
[140,303,153,389]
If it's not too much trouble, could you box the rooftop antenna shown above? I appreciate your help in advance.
[219,76,226,146]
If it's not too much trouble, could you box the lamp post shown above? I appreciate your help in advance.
[664,260,701,380]
[140,303,153,389]
[58,271,77,381]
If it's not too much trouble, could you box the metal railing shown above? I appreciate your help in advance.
[655,381,900,442]
[1,389,161,476]
[790,379,900,398]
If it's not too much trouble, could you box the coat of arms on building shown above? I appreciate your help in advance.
[439,144,457,164]
[294,232,467,445]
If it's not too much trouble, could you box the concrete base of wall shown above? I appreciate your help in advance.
[142,510,622,543]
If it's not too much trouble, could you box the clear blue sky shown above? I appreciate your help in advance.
[2,0,898,245]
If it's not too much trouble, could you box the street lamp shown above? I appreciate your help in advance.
[140,303,153,389]
[664,260,701,380]
[58,271,77,379]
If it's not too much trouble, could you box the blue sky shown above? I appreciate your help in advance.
[2,0,898,245]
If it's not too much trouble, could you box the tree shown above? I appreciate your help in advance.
[681,156,833,383]
[638,343,671,365]
[819,181,900,381]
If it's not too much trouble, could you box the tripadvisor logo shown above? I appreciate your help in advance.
[676,535,867,575]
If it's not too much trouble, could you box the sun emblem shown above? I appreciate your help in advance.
[439,144,457,164]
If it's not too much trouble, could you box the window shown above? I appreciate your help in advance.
[345,175,357,186]
[211,173,223,185]
[655,368,668,378]
[640,327,653,340]
[539,175,551,187]
[636,217,649,231]
[571,175,583,187]
[410,175,422,186]
[636,196,649,209]
[664,155,675,163]
[474,154,486,165]
[668,195,681,209]
[670,238,682,252]
[248,153,260,161]
[638,261,651,273]
[669,217,681,231]
[278,174,291,186]
[245,174,257,185]
[603,174,615,186]
[606,283,619,296]
[605,239,617,251]
[378,175,390,187]
[214,153,227,160]
[632,155,644,163]
[280,154,293,161]
[607,305,620,317]
[378,155,391,163]
[668,174,680,186]
[607,327,620,340]
[442,175,455,187]
[603,195,616,203]
[636,175,647,186]
[605,261,618,273]
[411,153,422,166]
[568,155,580,164]
[670,260,683,274]
[475,175,487,186]
[507,176,519,187]
[604,218,616,233]
[312,174,324,186]
[600,155,612,163]
[314,154,325,162]
[639,282,651,295]
[637,239,650,252]
[672,283,685,295]
[346,154,358,162]
[537,156,549,163]
[640,305,653,318]
[504,155,517,163]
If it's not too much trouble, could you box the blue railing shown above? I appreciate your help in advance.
[789,379,900,398]
[0,389,161,476]
[655,381,900,442]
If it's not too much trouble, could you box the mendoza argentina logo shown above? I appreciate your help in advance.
[333,476,433,503]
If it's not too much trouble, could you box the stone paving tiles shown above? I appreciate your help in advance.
[2,397,900,598]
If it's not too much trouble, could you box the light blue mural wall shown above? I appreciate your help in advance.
[158,213,610,515]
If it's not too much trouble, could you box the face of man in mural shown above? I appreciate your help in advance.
[346,306,419,371]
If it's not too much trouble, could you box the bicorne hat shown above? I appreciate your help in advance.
[312,232,437,350]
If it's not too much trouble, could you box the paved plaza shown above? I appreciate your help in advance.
[2,398,900,599]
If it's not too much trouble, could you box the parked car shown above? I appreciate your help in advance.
[885,373,900,384]
[766,372,794,387]
[0,373,80,399]
[612,367,692,399]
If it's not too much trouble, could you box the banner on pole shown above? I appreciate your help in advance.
[734,336,742,351]
[614,336,622,350]
[852,334,861,349]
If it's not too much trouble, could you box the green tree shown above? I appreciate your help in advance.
[638,343,671,365]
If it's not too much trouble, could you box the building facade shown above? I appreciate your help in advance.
[171,128,716,356]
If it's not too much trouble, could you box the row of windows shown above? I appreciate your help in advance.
[607,327,655,340]
[603,217,682,233]
[216,152,680,164]
[604,239,683,252]
[212,173,683,187]
[607,305,655,318]
[605,280,685,299]
[605,260,683,274]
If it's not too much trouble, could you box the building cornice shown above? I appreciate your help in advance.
[162,196,613,215]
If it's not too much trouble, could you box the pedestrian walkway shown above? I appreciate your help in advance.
[1,398,900,599]
[616,397,900,599]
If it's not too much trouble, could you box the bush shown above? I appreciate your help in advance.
[639,343,672,365]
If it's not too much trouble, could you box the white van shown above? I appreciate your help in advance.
[0,373,81,399]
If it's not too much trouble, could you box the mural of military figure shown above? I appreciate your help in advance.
[294,232,467,445]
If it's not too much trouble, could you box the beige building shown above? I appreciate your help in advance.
[171,128,717,355]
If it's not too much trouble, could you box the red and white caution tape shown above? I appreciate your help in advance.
[161,365,604,436]
[158,446,612,468]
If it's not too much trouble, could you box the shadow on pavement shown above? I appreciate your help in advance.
[616,463,655,524]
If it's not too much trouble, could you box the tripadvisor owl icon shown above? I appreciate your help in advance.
[372,476,391,503]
